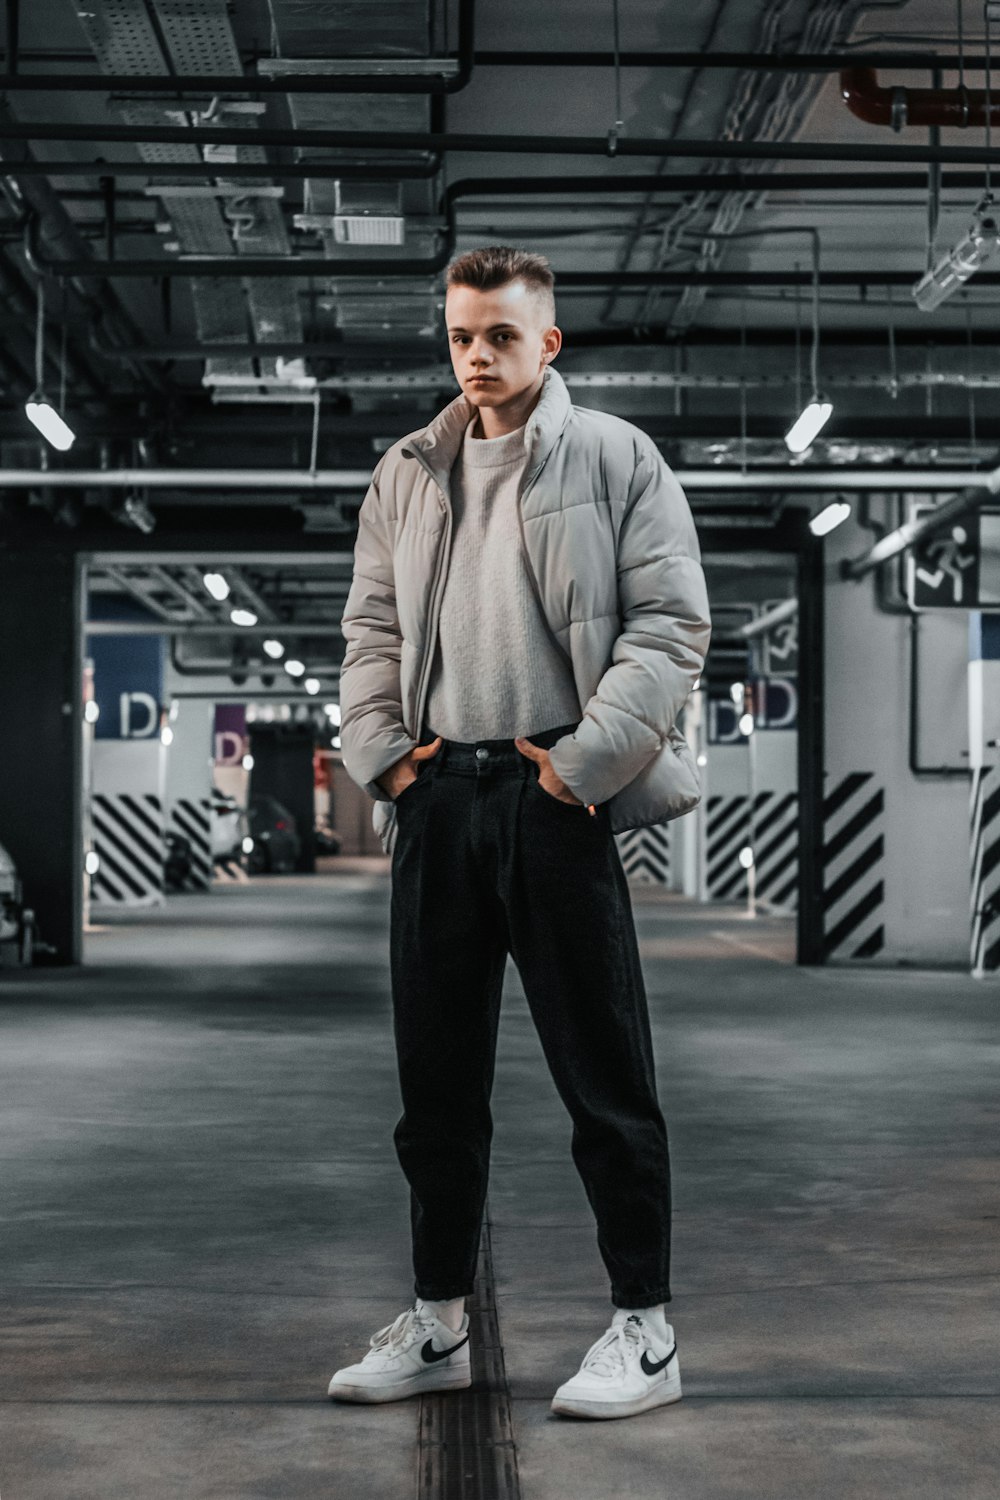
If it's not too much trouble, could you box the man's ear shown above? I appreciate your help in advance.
[541,324,562,365]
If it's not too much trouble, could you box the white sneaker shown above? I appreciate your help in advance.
[327,1302,472,1403]
[550,1311,682,1420]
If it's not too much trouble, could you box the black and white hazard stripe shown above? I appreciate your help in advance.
[753,791,799,911]
[970,763,1000,976]
[822,772,885,960]
[90,793,165,905]
[169,797,214,891]
[706,791,798,907]
[706,793,750,899]
[617,825,670,885]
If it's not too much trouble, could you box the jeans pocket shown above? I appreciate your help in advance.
[395,764,434,807]
[527,773,587,812]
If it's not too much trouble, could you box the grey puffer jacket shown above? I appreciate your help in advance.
[339,366,712,855]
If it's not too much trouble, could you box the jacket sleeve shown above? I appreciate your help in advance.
[338,465,419,802]
[547,439,712,807]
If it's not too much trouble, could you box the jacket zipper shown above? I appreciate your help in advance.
[407,451,452,741]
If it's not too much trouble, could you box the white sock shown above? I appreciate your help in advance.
[620,1304,669,1342]
[416,1296,466,1332]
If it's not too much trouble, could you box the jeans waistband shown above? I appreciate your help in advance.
[420,721,580,774]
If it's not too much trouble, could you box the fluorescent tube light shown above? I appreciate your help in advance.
[25,398,75,450]
[912,199,1000,312]
[784,398,833,454]
[809,499,853,536]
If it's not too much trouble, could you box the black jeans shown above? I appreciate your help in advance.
[388,720,673,1308]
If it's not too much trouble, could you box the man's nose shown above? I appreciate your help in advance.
[470,344,493,366]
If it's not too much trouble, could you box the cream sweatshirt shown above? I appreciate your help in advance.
[423,414,582,741]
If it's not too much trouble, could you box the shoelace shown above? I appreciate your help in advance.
[580,1320,645,1379]
[367,1304,436,1358]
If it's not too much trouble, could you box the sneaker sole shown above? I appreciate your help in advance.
[328,1365,472,1403]
[550,1382,682,1420]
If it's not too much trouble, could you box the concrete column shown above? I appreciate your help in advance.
[968,612,1000,977]
[164,701,215,889]
[0,547,83,964]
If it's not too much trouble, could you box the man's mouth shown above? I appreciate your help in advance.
[469,375,498,383]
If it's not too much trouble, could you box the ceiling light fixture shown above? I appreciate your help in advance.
[230,607,258,627]
[912,194,1000,311]
[809,498,853,536]
[284,659,305,678]
[784,229,833,454]
[24,279,75,451]
[785,399,834,454]
[916,5,999,312]
[304,677,320,694]
[203,572,230,601]
[262,637,285,659]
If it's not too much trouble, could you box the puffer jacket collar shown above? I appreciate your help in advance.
[401,364,573,489]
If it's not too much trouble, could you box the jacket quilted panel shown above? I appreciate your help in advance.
[338,368,712,849]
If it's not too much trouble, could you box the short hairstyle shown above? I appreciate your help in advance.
[445,245,556,323]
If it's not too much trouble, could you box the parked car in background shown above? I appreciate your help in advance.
[164,831,193,891]
[0,840,35,965]
[245,796,301,874]
[314,819,342,856]
[208,790,243,861]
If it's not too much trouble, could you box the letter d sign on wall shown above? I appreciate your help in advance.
[119,691,159,739]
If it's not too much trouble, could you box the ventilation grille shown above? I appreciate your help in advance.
[333,216,406,246]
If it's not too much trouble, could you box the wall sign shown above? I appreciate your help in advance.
[707,678,798,743]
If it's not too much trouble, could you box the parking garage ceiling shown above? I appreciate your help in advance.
[1,1,998,607]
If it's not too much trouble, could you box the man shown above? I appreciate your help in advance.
[330,246,711,1420]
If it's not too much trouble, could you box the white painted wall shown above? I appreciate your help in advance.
[163,700,214,821]
[824,503,970,966]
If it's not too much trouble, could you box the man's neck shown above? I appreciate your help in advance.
[470,374,545,439]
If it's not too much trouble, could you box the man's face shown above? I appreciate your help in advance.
[445,279,561,412]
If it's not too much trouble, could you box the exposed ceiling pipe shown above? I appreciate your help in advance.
[1,119,997,166]
[87,620,345,637]
[25,199,1000,284]
[0,49,994,83]
[0,413,992,443]
[0,158,441,182]
[200,366,1000,394]
[7,468,998,492]
[840,464,1000,578]
[841,67,1000,131]
[0,141,166,394]
[81,326,1000,360]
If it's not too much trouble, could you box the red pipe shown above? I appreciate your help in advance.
[840,66,1000,130]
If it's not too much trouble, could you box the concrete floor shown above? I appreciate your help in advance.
[1,871,998,1499]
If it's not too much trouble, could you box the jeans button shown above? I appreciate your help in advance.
[475,747,489,761]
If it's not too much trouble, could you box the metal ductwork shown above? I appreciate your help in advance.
[840,67,1000,131]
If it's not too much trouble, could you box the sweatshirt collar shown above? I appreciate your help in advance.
[402,365,572,488]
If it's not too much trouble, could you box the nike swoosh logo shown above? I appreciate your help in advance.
[640,1342,677,1377]
[421,1333,470,1364]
